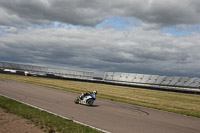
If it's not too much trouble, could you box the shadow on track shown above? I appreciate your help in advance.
[87,105,100,107]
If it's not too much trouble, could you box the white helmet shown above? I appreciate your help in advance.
[93,90,97,95]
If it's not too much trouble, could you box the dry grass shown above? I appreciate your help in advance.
[0,73,200,117]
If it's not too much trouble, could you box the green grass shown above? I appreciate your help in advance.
[0,73,200,118]
[0,95,101,133]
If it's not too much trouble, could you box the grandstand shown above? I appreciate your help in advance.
[1,61,200,93]
[103,72,200,93]
[0,61,93,80]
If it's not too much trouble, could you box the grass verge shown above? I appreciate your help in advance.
[0,73,200,118]
[0,95,101,133]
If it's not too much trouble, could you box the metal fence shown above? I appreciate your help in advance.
[103,72,200,89]
[0,62,93,80]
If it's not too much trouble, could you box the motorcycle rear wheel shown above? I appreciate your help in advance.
[74,97,79,104]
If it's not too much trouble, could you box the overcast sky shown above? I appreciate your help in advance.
[1,0,200,77]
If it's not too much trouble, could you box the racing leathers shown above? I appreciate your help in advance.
[79,92,93,100]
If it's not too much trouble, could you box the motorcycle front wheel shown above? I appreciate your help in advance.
[86,99,94,106]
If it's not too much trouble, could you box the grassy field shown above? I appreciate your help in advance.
[0,73,200,118]
[0,95,101,133]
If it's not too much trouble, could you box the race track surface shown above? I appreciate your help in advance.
[0,78,200,133]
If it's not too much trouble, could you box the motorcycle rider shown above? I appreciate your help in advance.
[79,90,97,100]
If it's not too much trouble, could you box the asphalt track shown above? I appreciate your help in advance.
[0,79,200,133]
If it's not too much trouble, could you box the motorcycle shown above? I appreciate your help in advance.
[74,93,96,106]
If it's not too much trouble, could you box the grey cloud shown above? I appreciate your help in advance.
[0,0,106,26]
[0,27,200,77]
[1,0,200,27]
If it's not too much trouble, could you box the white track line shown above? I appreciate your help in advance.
[0,94,111,133]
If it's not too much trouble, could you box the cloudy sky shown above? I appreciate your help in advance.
[1,0,200,77]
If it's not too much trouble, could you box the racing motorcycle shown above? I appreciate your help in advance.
[74,91,97,106]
